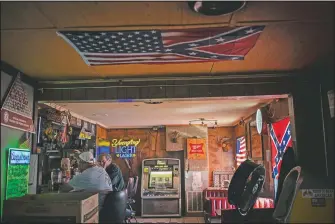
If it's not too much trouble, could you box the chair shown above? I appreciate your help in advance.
[275,147,297,205]
[125,176,139,223]
[100,190,128,223]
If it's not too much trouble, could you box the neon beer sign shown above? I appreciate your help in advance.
[111,139,140,159]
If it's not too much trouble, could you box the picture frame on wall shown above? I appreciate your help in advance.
[248,120,264,160]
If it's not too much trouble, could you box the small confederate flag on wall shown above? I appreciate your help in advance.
[57,25,265,66]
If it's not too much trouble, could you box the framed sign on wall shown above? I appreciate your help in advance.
[187,138,207,160]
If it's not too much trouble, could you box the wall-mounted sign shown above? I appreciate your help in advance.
[98,140,110,147]
[302,189,334,198]
[6,148,31,200]
[187,138,207,160]
[79,127,93,140]
[111,139,140,159]
[9,149,31,165]
[40,107,62,123]
[1,74,35,133]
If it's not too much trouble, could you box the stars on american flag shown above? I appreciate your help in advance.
[64,30,165,54]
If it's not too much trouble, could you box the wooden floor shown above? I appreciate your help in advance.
[135,217,208,223]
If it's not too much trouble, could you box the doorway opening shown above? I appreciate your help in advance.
[36,94,293,218]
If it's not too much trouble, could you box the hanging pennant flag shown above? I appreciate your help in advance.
[57,25,265,66]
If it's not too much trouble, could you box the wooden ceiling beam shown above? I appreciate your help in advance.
[36,73,298,102]
[1,19,332,32]
[37,70,299,87]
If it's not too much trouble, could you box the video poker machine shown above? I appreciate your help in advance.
[141,158,181,217]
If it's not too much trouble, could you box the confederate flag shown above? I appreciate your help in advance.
[57,25,265,66]
[269,117,292,179]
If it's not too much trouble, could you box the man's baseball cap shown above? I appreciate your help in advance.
[78,151,95,164]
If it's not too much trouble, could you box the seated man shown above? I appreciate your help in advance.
[98,153,133,219]
[98,153,125,192]
[61,151,113,209]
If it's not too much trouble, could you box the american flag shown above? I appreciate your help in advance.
[57,25,265,66]
[270,117,292,179]
[236,136,247,166]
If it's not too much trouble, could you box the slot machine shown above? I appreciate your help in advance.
[141,158,181,217]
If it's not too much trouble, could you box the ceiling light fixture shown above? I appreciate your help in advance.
[189,118,218,128]
[144,101,163,105]
[188,1,246,16]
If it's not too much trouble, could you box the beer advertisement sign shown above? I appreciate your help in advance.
[187,138,207,160]
[111,138,140,159]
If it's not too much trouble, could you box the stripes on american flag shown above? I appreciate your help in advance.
[236,136,247,166]
[57,25,265,66]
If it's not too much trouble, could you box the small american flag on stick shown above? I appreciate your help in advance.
[236,136,247,167]
[57,25,265,66]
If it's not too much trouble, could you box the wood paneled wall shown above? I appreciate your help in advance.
[208,127,235,186]
[108,127,236,187]
[96,125,108,140]
[107,126,237,214]
[107,128,180,177]
[268,98,290,123]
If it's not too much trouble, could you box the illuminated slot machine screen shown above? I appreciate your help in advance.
[148,160,173,189]
[149,171,173,189]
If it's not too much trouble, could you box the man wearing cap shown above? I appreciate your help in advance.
[61,151,113,209]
